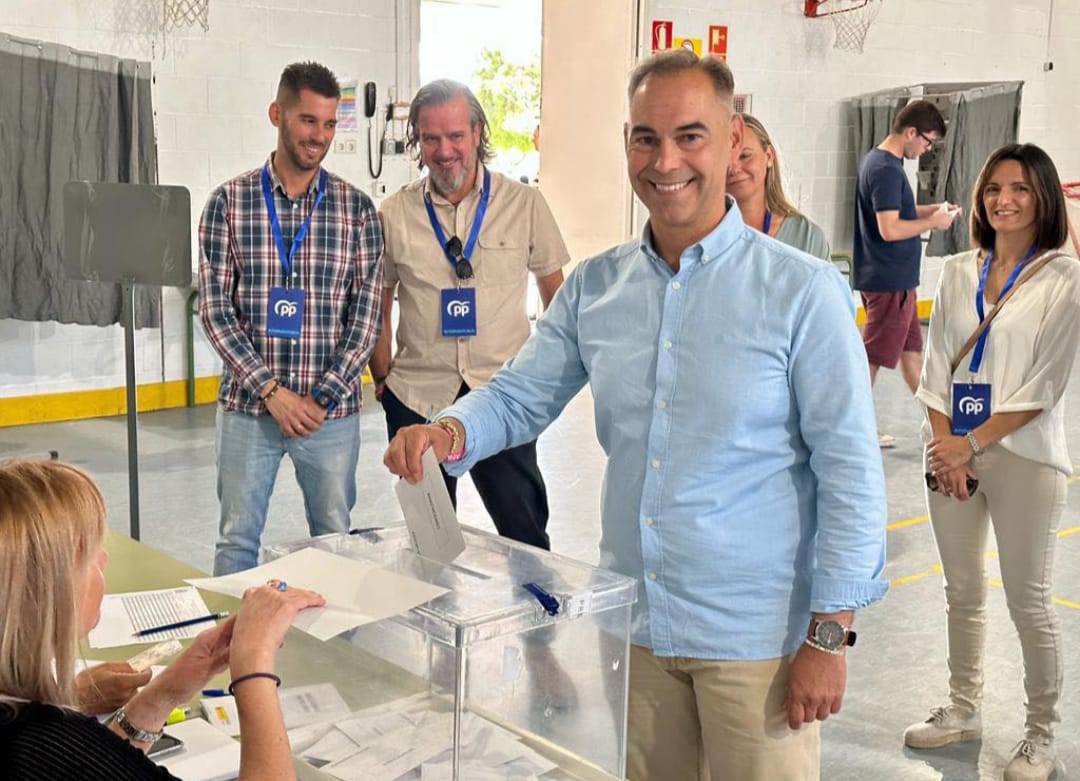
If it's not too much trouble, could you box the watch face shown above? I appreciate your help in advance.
[815,620,846,649]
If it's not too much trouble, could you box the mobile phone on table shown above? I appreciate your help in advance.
[147,732,185,760]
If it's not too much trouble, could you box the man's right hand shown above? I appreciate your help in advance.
[264,386,326,438]
[383,423,453,483]
[929,204,959,231]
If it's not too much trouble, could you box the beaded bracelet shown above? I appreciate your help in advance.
[260,381,281,403]
[227,671,282,696]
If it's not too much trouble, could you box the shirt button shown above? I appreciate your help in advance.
[647,571,657,580]
[657,400,667,409]
[293,272,298,279]
[663,340,673,350]
[292,203,299,210]
[671,281,681,290]
[292,339,298,345]
[650,458,660,469]
[645,517,655,526]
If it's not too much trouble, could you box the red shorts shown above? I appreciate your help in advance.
[860,289,922,369]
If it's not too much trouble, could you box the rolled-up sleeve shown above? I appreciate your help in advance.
[789,267,889,613]
[441,264,590,476]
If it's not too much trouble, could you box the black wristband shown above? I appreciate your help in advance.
[227,671,282,696]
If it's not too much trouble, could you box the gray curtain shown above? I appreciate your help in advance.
[849,89,911,168]
[926,82,1023,256]
[0,33,160,327]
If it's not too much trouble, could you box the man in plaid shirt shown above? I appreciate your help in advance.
[199,62,383,575]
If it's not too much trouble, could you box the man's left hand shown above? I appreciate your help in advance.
[784,643,847,729]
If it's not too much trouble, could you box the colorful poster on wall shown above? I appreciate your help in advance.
[651,20,673,51]
[708,25,728,59]
[337,81,358,133]
[674,37,701,56]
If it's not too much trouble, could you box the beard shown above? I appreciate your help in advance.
[429,164,468,197]
[281,123,328,171]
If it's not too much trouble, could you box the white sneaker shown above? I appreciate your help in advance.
[1004,737,1056,781]
[878,433,897,449]
[903,705,981,749]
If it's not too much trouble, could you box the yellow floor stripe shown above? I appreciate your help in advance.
[887,514,928,531]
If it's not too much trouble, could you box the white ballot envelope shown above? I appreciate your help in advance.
[395,448,466,564]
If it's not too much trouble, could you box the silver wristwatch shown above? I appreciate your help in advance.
[111,707,164,743]
[807,619,856,653]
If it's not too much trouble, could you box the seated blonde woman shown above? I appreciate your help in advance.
[0,459,325,780]
[727,113,831,260]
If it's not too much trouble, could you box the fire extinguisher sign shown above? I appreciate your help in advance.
[651,20,673,52]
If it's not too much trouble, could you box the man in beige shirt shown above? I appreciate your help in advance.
[370,79,569,550]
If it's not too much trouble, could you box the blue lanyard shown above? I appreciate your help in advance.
[969,247,1035,373]
[762,209,772,235]
[260,165,327,284]
[423,168,491,272]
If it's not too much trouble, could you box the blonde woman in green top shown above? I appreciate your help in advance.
[728,113,831,260]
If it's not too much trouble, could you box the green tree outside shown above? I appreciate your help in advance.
[473,47,540,154]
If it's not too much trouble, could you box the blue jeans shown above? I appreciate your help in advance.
[213,405,360,575]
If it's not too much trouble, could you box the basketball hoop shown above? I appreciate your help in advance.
[804,0,883,54]
[162,0,210,33]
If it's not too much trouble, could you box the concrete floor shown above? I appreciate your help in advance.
[2,359,1079,780]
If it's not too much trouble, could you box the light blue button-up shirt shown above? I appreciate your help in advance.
[443,200,888,659]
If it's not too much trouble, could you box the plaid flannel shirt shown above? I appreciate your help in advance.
[198,158,383,417]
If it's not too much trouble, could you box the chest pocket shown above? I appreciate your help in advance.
[473,235,528,286]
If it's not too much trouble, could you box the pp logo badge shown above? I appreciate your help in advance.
[957,396,984,416]
[951,382,991,434]
[267,287,305,338]
[445,299,471,318]
[441,287,477,337]
[274,299,298,318]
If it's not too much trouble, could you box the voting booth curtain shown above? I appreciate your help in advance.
[848,81,1023,258]
[0,32,160,327]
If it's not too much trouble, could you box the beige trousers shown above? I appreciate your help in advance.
[927,444,1066,739]
[627,645,820,781]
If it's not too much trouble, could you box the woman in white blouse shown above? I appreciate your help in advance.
[905,143,1079,781]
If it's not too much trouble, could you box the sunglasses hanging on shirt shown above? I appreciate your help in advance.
[444,236,474,281]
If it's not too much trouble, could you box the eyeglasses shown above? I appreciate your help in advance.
[924,471,978,496]
[445,236,473,281]
[918,131,936,147]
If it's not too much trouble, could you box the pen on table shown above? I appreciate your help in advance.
[132,611,230,638]
[201,688,228,698]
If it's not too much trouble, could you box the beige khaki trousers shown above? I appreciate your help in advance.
[627,645,820,780]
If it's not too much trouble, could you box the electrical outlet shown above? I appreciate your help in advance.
[334,138,358,154]
[370,181,388,199]
[334,139,347,154]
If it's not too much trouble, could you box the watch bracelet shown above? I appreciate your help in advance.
[803,636,844,656]
[112,706,164,743]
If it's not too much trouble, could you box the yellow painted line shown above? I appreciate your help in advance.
[1059,525,1080,539]
[1055,596,1080,610]
[887,514,928,531]
[855,297,932,326]
[0,369,374,428]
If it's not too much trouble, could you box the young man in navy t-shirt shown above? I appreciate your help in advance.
[853,100,959,447]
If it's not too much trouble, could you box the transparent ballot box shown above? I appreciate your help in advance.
[264,525,637,781]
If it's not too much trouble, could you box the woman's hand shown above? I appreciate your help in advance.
[150,619,235,705]
[927,434,974,474]
[229,583,325,678]
[935,465,977,501]
[75,662,152,714]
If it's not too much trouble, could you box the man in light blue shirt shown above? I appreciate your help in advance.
[384,50,887,780]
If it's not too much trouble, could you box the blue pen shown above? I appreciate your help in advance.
[132,611,230,638]
[522,583,560,616]
[201,688,228,697]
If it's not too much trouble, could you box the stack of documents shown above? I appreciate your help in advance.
[186,548,450,641]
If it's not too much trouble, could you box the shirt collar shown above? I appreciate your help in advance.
[424,163,487,206]
[638,195,745,268]
[264,154,322,197]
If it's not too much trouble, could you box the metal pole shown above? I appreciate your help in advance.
[123,279,141,540]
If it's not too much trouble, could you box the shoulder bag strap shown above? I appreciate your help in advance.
[948,250,1066,376]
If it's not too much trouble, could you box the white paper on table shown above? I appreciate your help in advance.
[394,448,466,564]
[156,718,241,781]
[279,683,352,729]
[322,712,454,781]
[185,547,449,641]
[88,587,214,649]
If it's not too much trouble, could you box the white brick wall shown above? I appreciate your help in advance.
[646,0,1080,299]
[3,0,1078,399]
[0,0,410,397]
